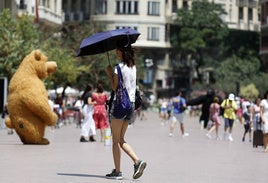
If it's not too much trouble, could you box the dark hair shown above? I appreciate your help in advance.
[264,90,268,99]
[116,40,136,67]
[213,97,219,103]
[81,84,92,100]
[96,83,104,93]
[207,88,215,96]
[177,90,182,96]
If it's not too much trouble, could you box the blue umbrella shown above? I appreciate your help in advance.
[77,28,140,63]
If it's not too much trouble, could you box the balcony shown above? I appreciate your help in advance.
[38,5,62,25]
[236,0,258,8]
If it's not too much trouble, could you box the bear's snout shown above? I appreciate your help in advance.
[46,61,57,74]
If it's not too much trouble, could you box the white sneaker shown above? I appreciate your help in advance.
[228,135,234,142]
[206,133,211,139]
[182,133,189,138]
[169,133,173,137]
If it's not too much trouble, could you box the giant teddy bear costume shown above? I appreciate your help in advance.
[5,49,58,145]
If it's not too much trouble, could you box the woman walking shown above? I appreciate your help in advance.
[260,91,268,152]
[80,84,96,142]
[206,97,221,140]
[92,83,109,142]
[105,40,146,180]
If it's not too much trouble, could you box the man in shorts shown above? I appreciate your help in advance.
[169,90,189,138]
[221,93,237,141]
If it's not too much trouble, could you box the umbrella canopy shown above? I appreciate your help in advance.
[77,28,140,57]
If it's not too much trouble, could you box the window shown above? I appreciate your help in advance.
[115,26,138,30]
[41,0,50,8]
[19,0,26,9]
[148,27,160,41]
[116,0,138,14]
[182,0,188,10]
[156,79,162,88]
[172,0,177,13]
[239,7,243,19]
[248,8,253,21]
[96,0,107,14]
[148,1,160,16]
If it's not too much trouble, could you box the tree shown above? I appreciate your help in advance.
[0,9,39,80]
[0,9,80,94]
[214,55,261,94]
[171,0,228,83]
[240,83,259,101]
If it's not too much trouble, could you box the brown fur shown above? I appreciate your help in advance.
[5,50,58,145]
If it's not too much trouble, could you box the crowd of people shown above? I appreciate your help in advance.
[156,88,268,153]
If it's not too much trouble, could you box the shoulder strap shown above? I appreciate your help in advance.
[116,64,125,89]
[116,64,123,82]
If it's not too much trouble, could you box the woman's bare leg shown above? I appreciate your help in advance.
[111,119,140,173]
[120,121,139,164]
[111,119,123,172]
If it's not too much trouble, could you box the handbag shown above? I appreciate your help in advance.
[113,65,133,118]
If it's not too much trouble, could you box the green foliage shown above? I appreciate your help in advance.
[41,41,79,89]
[223,30,260,58]
[214,55,261,93]
[240,83,259,101]
[0,9,39,80]
[171,1,265,96]
[252,73,268,97]
[172,0,228,56]
[0,10,144,93]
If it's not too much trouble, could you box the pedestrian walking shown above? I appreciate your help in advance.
[221,93,238,142]
[92,83,109,142]
[251,97,262,131]
[260,90,268,152]
[74,96,83,128]
[187,88,216,129]
[241,105,252,142]
[252,97,264,148]
[80,84,97,142]
[105,40,146,180]
[159,97,169,126]
[169,90,189,138]
[206,97,221,140]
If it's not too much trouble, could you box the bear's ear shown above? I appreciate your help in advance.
[34,50,42,61]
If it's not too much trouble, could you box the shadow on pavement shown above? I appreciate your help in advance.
[57,173,106,179]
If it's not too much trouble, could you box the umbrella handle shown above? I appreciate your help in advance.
[124,34,130,48]
[106,51,111,65]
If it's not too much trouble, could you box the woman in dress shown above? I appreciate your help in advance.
[92,83,109,142]
[260,91,268,152]
[105,40,146,180]
[206,97,221,140]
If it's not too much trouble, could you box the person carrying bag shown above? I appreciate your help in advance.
[112,64,133,118]
[105,40,146,180]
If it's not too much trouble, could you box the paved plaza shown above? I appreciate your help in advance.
[0,111,268,183]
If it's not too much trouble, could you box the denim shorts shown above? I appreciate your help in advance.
[224,118,234,128]
[110,101,135,121]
